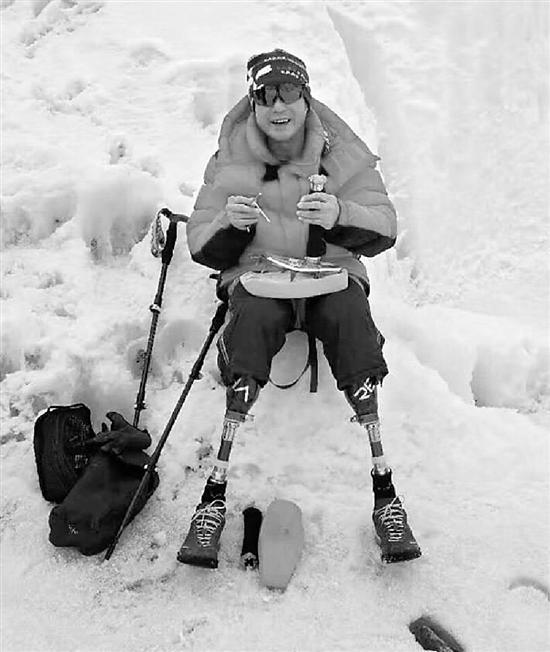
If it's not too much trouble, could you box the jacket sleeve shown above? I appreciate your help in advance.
[186,154,255,271]
[324,163,397,257]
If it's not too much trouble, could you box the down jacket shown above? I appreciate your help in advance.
[186,96,397,290]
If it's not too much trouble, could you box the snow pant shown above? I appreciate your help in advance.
[217,280,388,391]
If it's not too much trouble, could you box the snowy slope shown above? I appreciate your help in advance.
[1,2,549,652]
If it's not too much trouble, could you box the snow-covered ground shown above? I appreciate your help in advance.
[1,1,548,651]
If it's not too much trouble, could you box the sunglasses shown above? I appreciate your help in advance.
[252,83,305,107]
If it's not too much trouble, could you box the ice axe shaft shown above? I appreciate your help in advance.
[104,301,228,560]
[133,209,189,427]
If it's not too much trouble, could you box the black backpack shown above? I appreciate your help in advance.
[34,404,159,556]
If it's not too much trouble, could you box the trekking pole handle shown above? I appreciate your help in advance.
[157,207,189,223]
[153,208,188,265]
[210,300,229,333]
[161,221,177,265]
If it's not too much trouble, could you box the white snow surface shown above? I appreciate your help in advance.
[1,2,549,651]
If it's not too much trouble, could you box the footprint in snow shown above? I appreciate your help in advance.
[508,577,550,601]
[179,615,209,639]
[231,462,262,480]
[128,40,171,68]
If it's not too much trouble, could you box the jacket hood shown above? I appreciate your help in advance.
[216,96,379,184]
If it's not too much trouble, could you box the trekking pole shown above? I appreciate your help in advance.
[104,299,228,560]
[133,208,189,428]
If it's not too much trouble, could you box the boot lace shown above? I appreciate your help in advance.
[192,499,226,547]
[375,497,406,542]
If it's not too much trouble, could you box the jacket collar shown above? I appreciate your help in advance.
[245,110,328,182]
[217,96,378,182]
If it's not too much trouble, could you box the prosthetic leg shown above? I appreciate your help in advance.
[177,376,260,568]
[344,378,422,563]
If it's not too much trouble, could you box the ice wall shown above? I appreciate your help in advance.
[328,1,549,326]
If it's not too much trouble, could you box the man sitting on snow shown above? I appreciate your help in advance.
[178,48,421,568]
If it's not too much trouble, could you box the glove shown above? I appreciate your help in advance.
[90,411,152,454]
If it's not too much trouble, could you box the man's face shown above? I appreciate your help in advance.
[254,95,308,142]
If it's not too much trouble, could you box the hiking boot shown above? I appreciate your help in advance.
[177,479,227,569]
[372,495,422,563]
[177,498,226,569]
[344,377,378,424]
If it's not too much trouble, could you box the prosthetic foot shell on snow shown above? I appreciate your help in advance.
[258,499,304,590]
